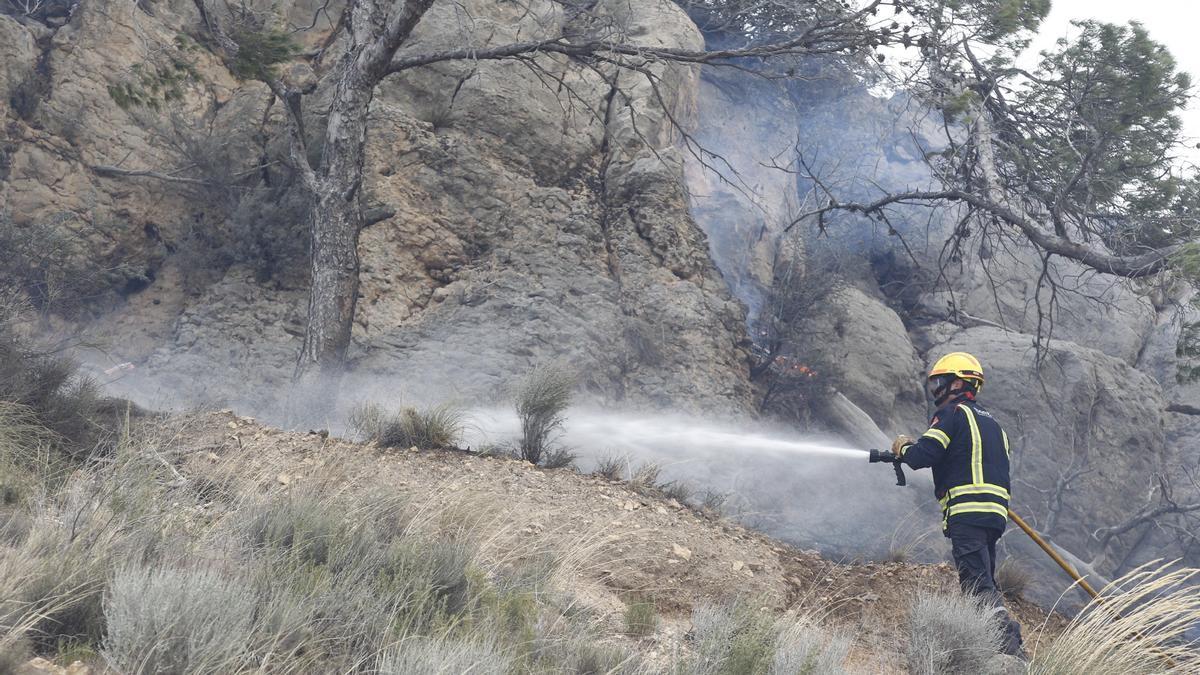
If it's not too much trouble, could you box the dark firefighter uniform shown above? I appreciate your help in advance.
[899,391,1024,655]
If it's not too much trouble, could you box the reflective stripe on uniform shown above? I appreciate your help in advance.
[947,502,1009,518]
[1002,430,1010,459]
[923,428,951,448]
[961,405,984,485]
[948,484,1010,500]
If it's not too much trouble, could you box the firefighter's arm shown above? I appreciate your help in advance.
[895,408,960,470]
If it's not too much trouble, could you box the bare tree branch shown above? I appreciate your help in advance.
[787,189,1182,278]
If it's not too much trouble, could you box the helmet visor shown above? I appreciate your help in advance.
[927,374,956,401]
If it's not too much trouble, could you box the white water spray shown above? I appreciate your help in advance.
[464,407,935,560]
[464,408,867,460]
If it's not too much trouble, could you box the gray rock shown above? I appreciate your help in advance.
[822,287,925,434]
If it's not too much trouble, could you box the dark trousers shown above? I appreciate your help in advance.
[947,521,1025,657]
[947,520,1001,595]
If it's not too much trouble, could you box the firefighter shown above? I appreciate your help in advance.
[892,352,1025,657]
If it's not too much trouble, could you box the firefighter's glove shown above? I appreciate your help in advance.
[891,434,914,458]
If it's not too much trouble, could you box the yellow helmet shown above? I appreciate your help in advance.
[928,352,984,392]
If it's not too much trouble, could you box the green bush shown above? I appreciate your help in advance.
[230,29,298,81]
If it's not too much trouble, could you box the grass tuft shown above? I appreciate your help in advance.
[1027,561,1200,674]
[623,599,657,638]
[995,558,1030,602]
[349,402,464,449]
[593,455,624,482]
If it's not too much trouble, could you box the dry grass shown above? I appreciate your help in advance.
[0,405,676,673]
[1028,561,1200,674]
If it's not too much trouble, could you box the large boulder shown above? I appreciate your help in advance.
[821,287,925,434]
[918,247,1157,365]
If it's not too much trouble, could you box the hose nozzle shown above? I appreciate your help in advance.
[868,448,906,486]
[869,448,898,463]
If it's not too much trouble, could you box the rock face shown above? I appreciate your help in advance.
[5,0,751,416]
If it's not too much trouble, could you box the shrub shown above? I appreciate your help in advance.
[515,365,575,465]
[661,480,693,504]
[0,213,148,317]
[102,564,257,673]
[994,558,1030,602]
[905,592,1001,675]
[623,599,657,638]
[769,619,851,675]
[0,303,114,458]
[1027,562,1200,674]
[689,600,778,675]
[699,490,729,514]
[593,455,624,481]
[629,462,661,493]
[377,405,465,450]
[541,447,577,470]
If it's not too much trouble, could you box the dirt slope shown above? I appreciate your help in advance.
[175,411,1065,672]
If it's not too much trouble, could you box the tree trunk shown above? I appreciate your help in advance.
[297,187,363,376]
[294,57,378,380]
